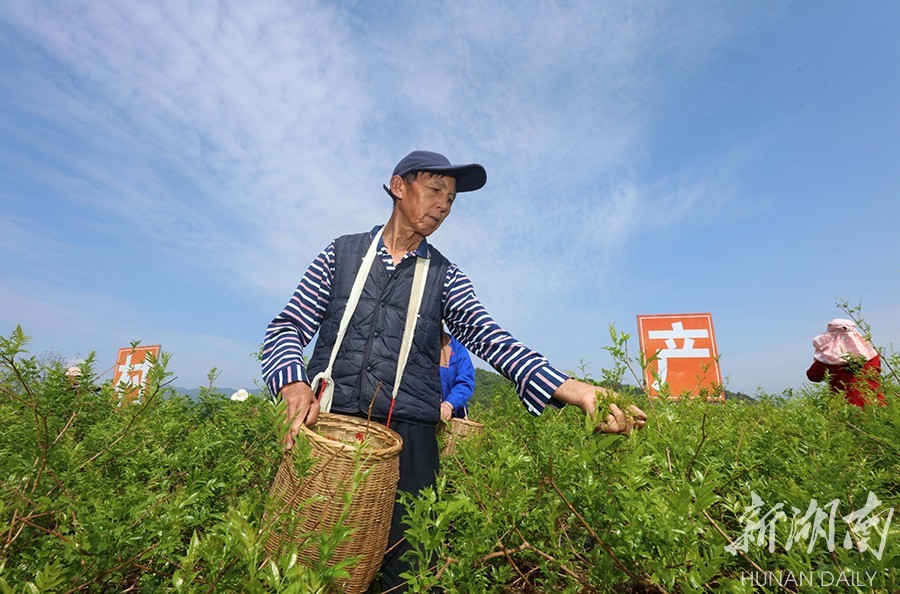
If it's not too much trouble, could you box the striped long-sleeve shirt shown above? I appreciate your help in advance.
[261,227,569,415]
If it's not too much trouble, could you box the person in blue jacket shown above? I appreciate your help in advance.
[439,327,476,420]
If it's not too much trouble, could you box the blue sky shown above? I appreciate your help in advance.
[1,1,898,396]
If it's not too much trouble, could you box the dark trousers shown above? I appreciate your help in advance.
[359,417,440,593]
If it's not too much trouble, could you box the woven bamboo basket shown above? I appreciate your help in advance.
[439,417,484,456]
[265,413,402,594]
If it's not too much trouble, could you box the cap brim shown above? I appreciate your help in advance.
[421,163,487,192]
[395,163,487,193]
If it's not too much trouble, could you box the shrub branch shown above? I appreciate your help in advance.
[546,455,668,594]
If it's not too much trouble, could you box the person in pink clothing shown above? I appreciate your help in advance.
[65,366,82,388]
[806,319,884,407]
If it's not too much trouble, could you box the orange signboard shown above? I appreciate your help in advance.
[636,314,723,400]
[112,345,161,403]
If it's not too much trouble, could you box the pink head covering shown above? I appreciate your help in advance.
[812,318,878,365]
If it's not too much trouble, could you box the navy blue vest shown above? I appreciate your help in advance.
[307,231,449,424]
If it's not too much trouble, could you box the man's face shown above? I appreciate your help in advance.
[393,172,457,236]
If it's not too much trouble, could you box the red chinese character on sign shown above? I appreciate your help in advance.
[112,345,161,403]
[636,313,722,400]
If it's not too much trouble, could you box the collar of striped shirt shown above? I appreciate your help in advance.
[370,224,432,259]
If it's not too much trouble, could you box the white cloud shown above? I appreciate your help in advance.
[1,0,783,387]
[3,0,384,290]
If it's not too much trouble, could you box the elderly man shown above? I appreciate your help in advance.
[262,150,647,592]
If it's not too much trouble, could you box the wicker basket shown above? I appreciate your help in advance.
[439,417,484,456]
[265,413,402,594]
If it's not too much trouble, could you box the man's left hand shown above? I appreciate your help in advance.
[552,378,648,435]
[595,401,647,436]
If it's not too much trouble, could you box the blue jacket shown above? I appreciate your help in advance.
[440,335,475,418]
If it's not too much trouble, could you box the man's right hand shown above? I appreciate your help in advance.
[279,381,320,449]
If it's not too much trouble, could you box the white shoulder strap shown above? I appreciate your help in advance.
[323,226,384,376]
[393,255,430,402]
[318,226,430,413]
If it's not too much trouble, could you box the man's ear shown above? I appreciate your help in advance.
[389,175,405,199]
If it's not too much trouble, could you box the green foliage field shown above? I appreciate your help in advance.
[1,324,897,593]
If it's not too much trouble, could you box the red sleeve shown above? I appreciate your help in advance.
[865,354,882,373]
[806,359,828,382]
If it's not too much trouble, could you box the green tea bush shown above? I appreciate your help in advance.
[1,321,897,593]
[409,385,897,593]
[0,328,353,593]
[405,324,899,593]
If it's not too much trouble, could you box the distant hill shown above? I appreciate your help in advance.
[172,386,248,401]
[170,373,756,406]
[723,389,757,403]
[470,367,515,407]
[468,367,756,405]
